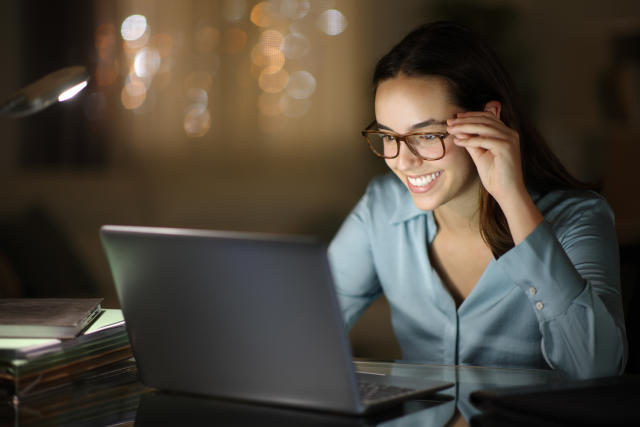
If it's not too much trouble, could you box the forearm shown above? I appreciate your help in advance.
[496,184,544,246]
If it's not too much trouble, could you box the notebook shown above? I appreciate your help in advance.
[100,225,452,415]
[0,298,103,339]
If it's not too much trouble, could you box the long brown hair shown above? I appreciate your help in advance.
[373,21,595,257]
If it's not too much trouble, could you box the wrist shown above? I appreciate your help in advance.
[497,186,544,245]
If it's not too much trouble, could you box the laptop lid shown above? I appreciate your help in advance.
[100,225,364,414]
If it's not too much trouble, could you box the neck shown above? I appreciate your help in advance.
[433,181,482,236]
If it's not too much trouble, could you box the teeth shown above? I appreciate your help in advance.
[407,171,441,187]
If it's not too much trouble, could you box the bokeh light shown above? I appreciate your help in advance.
[134,48,161,77]
[316,9,347,36]
[184,105,211,137]
[125,76,147,97]
[186,88,208,108]
[280,32,310,59]
[95,24,117,60]
[121,83,146,110]
[121,14,148,41]
[279,0,311,20]
[252,30,285,74]
[250,2,275,28]
[223,28,248,54]
[223,0,247,22]
[286,70,316,99]
[259,68,289,93]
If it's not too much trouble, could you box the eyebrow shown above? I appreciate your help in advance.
[377,119,447,133]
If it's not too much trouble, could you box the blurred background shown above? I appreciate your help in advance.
[0,0,639,360]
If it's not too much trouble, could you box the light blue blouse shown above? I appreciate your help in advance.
[328,173,628,379]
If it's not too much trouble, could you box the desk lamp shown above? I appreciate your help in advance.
[0,66,89,118]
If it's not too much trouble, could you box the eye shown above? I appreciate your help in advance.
[414,134,440,143]
[381,134,396,142]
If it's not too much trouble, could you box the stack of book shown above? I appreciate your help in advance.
[0,299,144,425]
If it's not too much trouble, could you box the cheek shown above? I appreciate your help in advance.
[442,142,476,174]
[384,158,395,169]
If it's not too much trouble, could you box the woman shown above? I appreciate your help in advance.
[328,22,627,378]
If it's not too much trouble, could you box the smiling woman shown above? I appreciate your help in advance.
[328,21,627,380]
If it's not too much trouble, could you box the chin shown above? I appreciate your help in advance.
[409,192,443,212]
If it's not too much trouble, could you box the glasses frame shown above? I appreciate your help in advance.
[361,120,448,161]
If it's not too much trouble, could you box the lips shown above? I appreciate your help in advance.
[406,171,442,193]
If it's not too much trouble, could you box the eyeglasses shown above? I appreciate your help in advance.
[361,121,448,160]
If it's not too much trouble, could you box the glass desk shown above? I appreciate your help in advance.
[2,360,573,426]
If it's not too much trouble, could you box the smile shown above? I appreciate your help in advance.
[407,171,442,187]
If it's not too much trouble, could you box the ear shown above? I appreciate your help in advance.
[484,100,502,119]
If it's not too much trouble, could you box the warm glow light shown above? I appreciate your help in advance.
[286,70,316,99]
[125,76,147,97]
[316,9,347,36]
[251,47,285,74]
[251,30,285,74]
[121,84,146,110]
[250,2,274,27]
[223,28,248,54]
[259,68,289,93]
[261,29,284,53]
[58,81,88,102]
[95,24,117,60]
[121,14,148,41]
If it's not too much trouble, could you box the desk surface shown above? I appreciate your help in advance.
[0,360,572,426]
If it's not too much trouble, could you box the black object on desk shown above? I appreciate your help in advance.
[470,375,640,426]
[135,391,452,427]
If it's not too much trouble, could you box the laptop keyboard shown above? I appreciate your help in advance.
[357,381,418,403]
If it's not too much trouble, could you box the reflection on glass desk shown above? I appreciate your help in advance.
[3,360,573,426]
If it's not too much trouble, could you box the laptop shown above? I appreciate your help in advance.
[100,225,452,415]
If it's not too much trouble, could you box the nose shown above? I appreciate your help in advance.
[393,140,423,170]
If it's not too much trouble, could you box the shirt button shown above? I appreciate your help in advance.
[529,286,537,296]
[535,301,544,311]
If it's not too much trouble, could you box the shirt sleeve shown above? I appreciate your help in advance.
[327,191,383,330]
[496,197,627,378]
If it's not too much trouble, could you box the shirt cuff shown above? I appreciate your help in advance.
[496,221,586,322]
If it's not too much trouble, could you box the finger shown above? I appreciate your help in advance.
[464,145,486,164]
[448,115,504,128]
[448,122,510,139]
[454,135,514,154]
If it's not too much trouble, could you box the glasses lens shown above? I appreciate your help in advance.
[366,133,397,158]
[407,134,444,160]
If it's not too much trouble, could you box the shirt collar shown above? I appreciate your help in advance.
[388,189,430,224]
